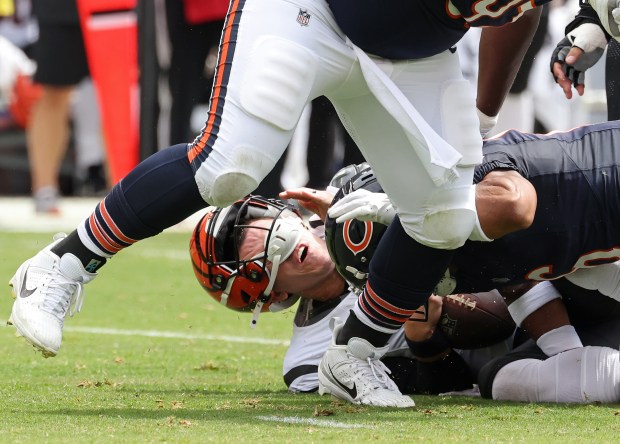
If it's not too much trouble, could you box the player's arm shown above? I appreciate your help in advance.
[550,0,610,99]
[403,296,475,394]
[500,281,583,356]
[328,168,537,240]
[403,295,447,359]
[475,170,536,239]
[477,8,542,120]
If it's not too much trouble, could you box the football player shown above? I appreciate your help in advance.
[191,165,620,403]
[9,0,554,408]
[188,192,511,398]
[325,119,620,402]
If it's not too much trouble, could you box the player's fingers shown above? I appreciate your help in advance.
[552,62,565,82]
[552,63,573,99]
[334,208,366,224]
[279,187,314,199]
[427,295,444,324]
[564,46,584,65]
[327,201,356,218]
[575,83,585,96]
[327,190,371,216]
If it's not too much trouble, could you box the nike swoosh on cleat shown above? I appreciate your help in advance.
[20,272,36,298]
[328,365,357,399]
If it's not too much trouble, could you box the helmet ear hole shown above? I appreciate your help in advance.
[240,290,252,305]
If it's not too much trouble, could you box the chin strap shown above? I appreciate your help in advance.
[250,253,282,329]
[250,215,305,328]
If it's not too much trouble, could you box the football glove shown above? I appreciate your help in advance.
[327,188,396,226]
[550,23,608,87]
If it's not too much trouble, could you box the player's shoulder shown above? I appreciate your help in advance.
[293,292,356,328]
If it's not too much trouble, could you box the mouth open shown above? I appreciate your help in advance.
[299,245,308,263]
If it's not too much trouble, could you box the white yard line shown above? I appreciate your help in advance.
[257,415,375,429]
[1,323,289,346]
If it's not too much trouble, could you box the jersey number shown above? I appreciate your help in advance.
[526,247,620,280]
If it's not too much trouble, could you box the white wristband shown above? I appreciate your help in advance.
[476,108,498,138]
[507,281,561,327]
[536,325,583,356]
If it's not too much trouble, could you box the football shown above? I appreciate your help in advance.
[438,290,516,349]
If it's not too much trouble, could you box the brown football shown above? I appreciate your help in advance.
[439,291,516,349]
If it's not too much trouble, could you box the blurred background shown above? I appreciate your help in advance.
[0,0,611,216]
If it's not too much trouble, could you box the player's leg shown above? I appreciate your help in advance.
[479,294,620,404]
[318,49,482,406]
[9,144,206,356]
[8,0,356,356]
[187,0,353,207]
[487,345,620,403]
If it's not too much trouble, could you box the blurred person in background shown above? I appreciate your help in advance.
[27,0,96,213]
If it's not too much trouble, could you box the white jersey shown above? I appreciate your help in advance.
[283,292,412,392]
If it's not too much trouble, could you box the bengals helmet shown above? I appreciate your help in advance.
[190,195,304,327]
[324,166,387,289]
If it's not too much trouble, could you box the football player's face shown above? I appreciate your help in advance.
[239,219,335,295]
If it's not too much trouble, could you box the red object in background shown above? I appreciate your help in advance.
[8,74,43,129]
[183,0,229,24]
[76,0,139,186]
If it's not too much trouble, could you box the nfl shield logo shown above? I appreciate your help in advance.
[439,313,457,337]
[297,9,310,26]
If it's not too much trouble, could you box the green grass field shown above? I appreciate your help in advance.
[1,232,620,443]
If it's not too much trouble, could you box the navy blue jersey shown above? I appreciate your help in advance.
[328,0,550,59]
[453,120,620,293]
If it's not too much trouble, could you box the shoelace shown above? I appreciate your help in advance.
[40,269,84,318]
[366,357,397,390]
[348,352,398,391]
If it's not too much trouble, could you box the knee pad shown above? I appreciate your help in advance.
[197,144,272,207]
[209,171,260,208]
[240,36,317,131]
[403,184,477,250]
[440,79,482,166]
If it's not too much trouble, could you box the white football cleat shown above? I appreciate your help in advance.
[318,318,415,408]
[8,234,96,357]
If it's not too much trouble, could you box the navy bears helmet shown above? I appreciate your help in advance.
[324,165,387,289]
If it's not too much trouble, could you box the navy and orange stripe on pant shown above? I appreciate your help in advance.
[188,0,245,169]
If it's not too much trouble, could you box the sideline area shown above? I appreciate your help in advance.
[0,197,206,233]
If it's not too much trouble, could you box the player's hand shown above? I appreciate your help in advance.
[327,188,396,226]
[279,187,333,221]
[404,295,443,342]
[550,23,607,99]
